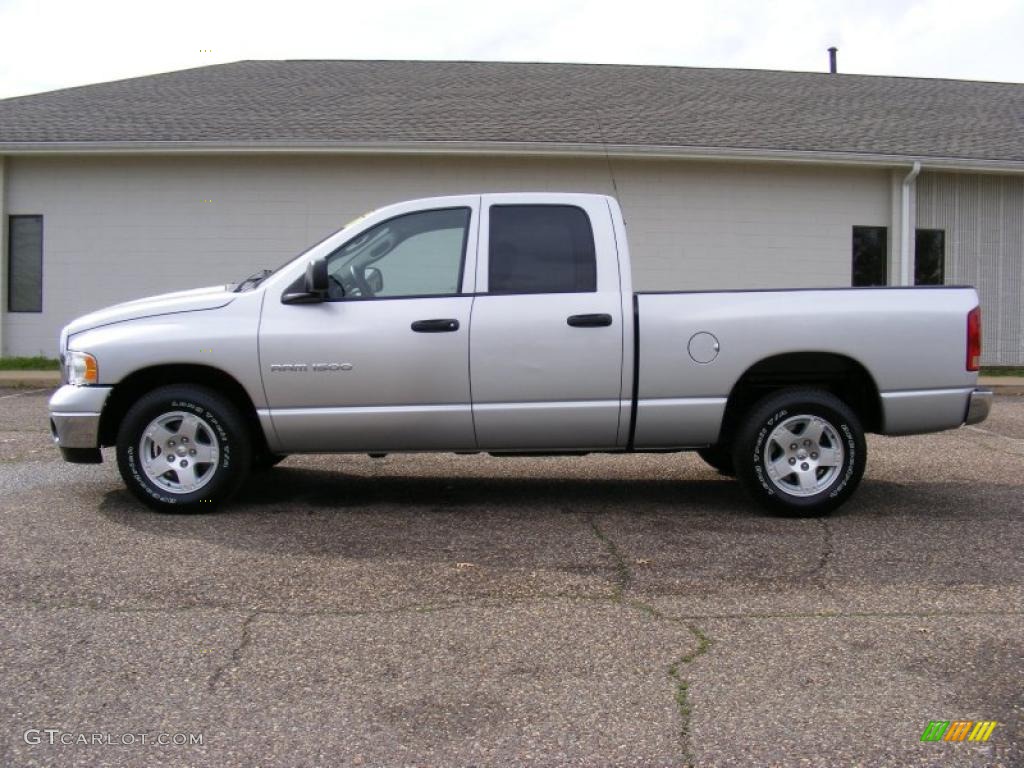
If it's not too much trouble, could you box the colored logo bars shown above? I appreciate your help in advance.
[921,721,997,742]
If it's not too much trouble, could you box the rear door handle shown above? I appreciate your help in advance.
[411,318,460,333]
[567,313,613,328]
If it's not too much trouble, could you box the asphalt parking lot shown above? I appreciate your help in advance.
[0,388,1021,767]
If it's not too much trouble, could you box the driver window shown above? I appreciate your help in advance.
[325,207,470,299]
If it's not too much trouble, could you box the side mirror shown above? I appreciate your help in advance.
[365,266,384,294]
[305,258,329,295]
[282,258,329,304]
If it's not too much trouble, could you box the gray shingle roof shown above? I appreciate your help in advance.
[1,60,1022,162]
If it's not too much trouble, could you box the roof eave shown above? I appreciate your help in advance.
[0,139,1022,174]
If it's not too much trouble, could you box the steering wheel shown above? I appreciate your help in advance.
[328,273,347,299]
[348,264,374,297]
[327,268,364,298]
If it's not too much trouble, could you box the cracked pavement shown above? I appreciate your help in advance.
[0,388,1021,766]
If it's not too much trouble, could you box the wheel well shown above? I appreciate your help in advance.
[98,364,266,452]
[719,353,882,442]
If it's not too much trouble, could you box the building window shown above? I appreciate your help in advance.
[851,226,888,287]
[915,229,945,286]
[488,205,597,294]
[8,215,43,312]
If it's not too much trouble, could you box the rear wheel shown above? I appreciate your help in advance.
[116,385,251,513]
[732,388,865,516]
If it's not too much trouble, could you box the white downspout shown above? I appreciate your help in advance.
[899,161,921,286]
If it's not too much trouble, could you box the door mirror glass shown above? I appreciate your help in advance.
[305,257,329,295]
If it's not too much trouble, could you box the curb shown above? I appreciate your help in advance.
[978,377,1024,396]
[985,384,1024,395]
[0,372,61,389]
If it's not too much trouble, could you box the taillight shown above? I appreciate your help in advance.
[966,306,981,371]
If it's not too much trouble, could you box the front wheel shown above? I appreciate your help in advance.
[732,389,866,517]
[697,444,735,476]
[116,385,251,513]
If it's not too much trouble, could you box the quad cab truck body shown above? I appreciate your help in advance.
[49,193,992,515]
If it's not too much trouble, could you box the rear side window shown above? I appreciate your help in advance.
[488,205,597,294]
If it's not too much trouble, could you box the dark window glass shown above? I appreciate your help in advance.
[489,205,597,294]
[914,229,945,285]
[851,226,887,287]
[9,215,43,312]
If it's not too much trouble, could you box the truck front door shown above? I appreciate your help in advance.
[469,195,625,450]
[259,200,479,452]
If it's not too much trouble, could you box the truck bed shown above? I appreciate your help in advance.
[630,286,979,448]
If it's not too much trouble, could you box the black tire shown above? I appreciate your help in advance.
[252,452,288,472]
[697,444,735,476]
[732,388,866,517]
[116,385,251,513]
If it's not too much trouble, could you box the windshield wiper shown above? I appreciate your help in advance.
[233,268,274,292]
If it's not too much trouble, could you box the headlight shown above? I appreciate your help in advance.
[65,351,98,386]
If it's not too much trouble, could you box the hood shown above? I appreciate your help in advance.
[63,284,236,340]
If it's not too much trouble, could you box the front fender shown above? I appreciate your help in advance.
[67,292,266,408]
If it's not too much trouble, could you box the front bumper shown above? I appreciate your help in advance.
[965,387,993,426]
[48,385,112,463]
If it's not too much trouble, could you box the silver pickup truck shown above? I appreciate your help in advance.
[49,193,991,516]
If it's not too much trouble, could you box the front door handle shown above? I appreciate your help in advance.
[411,318,460,333]
[567,313,613,328]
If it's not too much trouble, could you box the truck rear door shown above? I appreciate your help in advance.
[469,194,625,450]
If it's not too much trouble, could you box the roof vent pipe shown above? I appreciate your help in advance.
[828,47,838,74]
